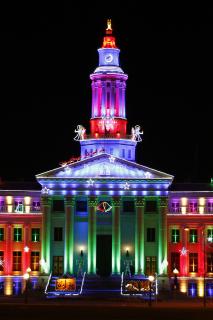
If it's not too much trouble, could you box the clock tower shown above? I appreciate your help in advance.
[79,20,141,161]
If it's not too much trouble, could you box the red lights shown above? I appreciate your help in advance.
[102,36,117,48]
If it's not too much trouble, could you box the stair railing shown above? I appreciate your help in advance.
[44,271,52,294]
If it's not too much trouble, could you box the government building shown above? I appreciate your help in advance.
[0,20,213,298]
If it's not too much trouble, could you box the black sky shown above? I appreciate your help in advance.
[0,3,212,183]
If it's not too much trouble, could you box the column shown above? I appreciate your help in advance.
[158,197,168,275]
[23,224,30,272]
[64,197,75,274]
[41,196,51,273]
[5,224,12,275]
[88,197,98,274]
[135,197,145,274]
[112,197,121,274]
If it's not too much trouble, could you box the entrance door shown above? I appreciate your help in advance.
[96,235,112,277]
[53,256,63,275]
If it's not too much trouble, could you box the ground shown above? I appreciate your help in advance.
[0,296,213,320]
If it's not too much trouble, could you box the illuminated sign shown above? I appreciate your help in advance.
[123,279,154,294]
[97,201,112,213]
[56,278,76,291]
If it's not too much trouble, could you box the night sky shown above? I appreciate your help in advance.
[1,3,212,183]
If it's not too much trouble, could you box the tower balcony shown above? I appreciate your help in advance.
[83,133,133,140]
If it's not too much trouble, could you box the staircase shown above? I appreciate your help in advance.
[82,274,121,297]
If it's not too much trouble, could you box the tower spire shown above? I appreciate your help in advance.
[106,19,112,35]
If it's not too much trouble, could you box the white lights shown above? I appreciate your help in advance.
[179,247,188,256]
[144,171,152,179]
[41,187,50,194]
[74,125,86,141]
[123,182,130,190]
[131,125,143,142]
[87,178,95,187]
[109,155,116,163]
[39,259,49,274]
[24,246,30,253]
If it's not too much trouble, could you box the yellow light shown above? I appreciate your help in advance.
[4,277,13,295]
[26,267,31,273]
[198,279,204,297]
[179,279,187,293]
[181,197,188,206]
[199,197,205,206]
[23,273,30,280]
[25,206,30,214]
[148,275,155,282]
[199,207,204,214]
[181,207,186,214]
[6,196,13,205]
[7,205,13,213]
[24,196,31,205]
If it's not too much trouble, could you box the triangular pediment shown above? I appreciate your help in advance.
[36,153,173,181]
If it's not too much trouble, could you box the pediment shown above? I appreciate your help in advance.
[36,153,173,181]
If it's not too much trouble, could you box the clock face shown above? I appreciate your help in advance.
[105,54,113,63]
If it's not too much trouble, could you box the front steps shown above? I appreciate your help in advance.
[82,274,121,297]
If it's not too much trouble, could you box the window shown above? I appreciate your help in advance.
[0,251,4,271]
[14,201,24,213]
[145,256,157,275]
[188,283,197,297]
[0,228,4,241]
[145,201,157,213]
[189,229,198,243]
[52,200,64,212]
[171,202,180,213]
[110,148,113,155]
[32,201,40,211]
[189,202,197,213]
[122,149,125,158]
[13,251,22,271]
[207,202,213,213]
[207,253,213,273]
[171,252,180,272]
[171,229,180,243]
[31,228,40,242]
[31,252,40,271]
[207,229,213,242]
[76,201,87,212]
[13,228,22,242]
[54,227,63,241]
[128,149,131,159]
[189,253,198,272]
[147,228,155,242]
[123,201,134,212]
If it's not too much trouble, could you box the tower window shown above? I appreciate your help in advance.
[31,228,40,242]
[128,149,131,159]
[189,253,198,272]
[31,252,40,271]
[0,251,4,271]
[171,229,180,243]
[171,252,180,272]
[147,228,155,242]
[13,228,22,242]
[13,251,22,271]
[110,148,113,155]
[0,228,4,241]
[52,200,64,212]
[76,201,87,212]
[122,149,125,158]
[189,229,198,243]
[145,201,157,213]
[54,227,63,241]
[145,256,157,274]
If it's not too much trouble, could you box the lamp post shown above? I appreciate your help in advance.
[23,267,31,304]
[148,275,154,307]
[173,268,179,290]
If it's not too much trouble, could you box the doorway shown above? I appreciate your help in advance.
[96,235,112,277]
[52,256,63,275]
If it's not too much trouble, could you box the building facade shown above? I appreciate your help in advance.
[0,21,212,297]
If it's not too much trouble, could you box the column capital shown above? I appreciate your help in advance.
[111,197,121,207]
[158,197,168,208]
[64,196,75,207]
[88,197,99,208]
[135,197,145,208]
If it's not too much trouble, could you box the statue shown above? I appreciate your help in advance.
[74,125,86,141]
[76,250,84,278]
[124,250,132,277]
[131,125,143,142]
